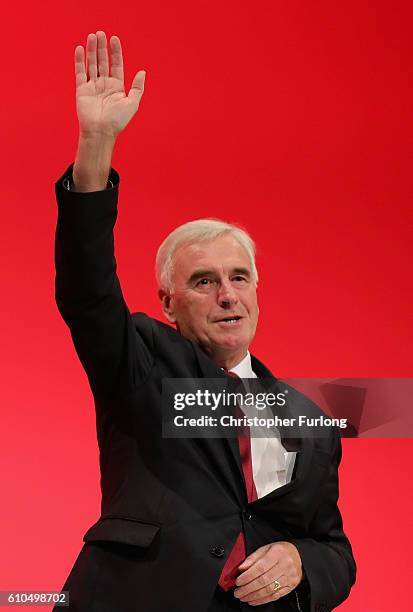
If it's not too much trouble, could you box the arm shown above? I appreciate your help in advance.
[233,431,356,611]
[290,433,356,611]
[55,31,152,399]
[71,31,145,192]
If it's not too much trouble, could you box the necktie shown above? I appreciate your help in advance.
[218,370,258,591]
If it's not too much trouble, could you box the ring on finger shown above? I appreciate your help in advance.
[273,580,282,592]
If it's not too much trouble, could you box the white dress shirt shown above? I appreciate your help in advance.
[226,352,297,499]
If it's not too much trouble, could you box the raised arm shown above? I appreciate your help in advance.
[55,32,152,400]
[72,31,145,191]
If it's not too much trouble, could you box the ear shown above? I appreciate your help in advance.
[158,288,177,324]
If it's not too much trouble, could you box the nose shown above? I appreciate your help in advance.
[217,279,238,308]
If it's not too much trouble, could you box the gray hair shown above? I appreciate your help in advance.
[155,218,258,291]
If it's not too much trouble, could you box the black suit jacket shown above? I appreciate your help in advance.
[53,164,356,612]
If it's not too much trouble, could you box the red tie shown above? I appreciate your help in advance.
[218,370,258,591]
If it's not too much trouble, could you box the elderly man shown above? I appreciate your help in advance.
[54,31,356,612]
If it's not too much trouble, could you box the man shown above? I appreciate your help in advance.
[54,31,356,612]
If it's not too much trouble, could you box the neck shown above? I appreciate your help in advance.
[174,324,249,370]
[209,349,248,371]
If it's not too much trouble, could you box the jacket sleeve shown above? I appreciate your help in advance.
[291,433,356,612]
[54,163,154,401]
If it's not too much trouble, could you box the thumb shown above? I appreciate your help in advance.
[128,70,146,106]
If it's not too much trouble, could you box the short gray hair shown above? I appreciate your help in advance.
[155,218,258,291]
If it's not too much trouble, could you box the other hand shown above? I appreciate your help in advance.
[233,541,303,606]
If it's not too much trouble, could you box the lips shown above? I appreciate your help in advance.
[214,315,243,324]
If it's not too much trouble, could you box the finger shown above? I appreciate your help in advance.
[110,35,124,83]
[235,547,277,587]
[86,33,97,81]
[237,544,270,572]
[74,45,86,87]
[96,30,109,77]
[243,585,292,606]
[128,70,146,107]
[234,565,285,599]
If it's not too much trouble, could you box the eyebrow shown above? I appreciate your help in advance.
[187,267,251,285]
[232,267,251,278]
[187,269,214,285]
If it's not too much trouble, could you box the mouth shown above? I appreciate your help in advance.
[215,316,243,325]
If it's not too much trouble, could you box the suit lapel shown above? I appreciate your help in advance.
[191,343,249,495]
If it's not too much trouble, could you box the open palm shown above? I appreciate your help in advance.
[75,31,145,138]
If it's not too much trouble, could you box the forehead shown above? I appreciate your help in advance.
[172,234,251,278]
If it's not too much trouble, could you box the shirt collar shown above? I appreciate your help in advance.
[226,351,256,378]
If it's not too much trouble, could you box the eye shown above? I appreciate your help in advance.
[194,278,217,291]
[196,278,211,286]
[232,275,247,283]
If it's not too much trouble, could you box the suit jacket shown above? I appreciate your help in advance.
[53,164,356,612]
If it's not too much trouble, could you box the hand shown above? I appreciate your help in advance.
[75,31,145,139]
[233,541,303,606]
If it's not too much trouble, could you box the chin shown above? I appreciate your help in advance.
[213,336,248,352]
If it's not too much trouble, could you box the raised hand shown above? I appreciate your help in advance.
[75,31,146,138]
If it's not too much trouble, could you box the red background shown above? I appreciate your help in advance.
[1,1,412,610]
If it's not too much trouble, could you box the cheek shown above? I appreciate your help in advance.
[181,299,209,327]
[244,292,258,315]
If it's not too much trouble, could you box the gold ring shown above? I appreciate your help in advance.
[273,580,281,592]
